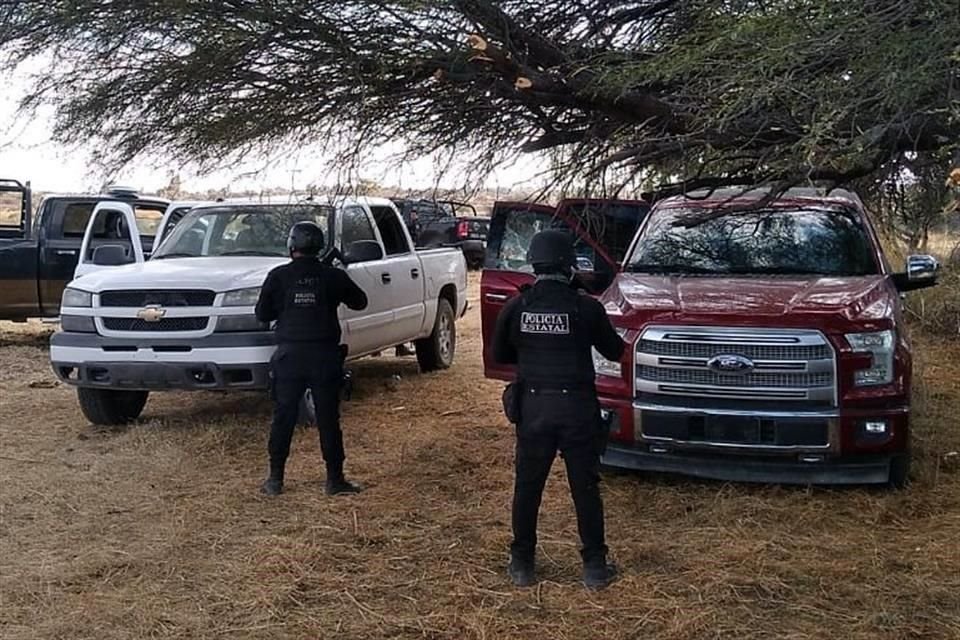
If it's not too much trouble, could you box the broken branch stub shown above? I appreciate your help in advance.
[466,34,488,51]
[514,77,533,90]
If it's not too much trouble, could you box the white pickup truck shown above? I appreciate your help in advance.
[50,197,468,425]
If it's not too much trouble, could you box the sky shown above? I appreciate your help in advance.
[0,67,548,196]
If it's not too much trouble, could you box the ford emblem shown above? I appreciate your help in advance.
[707,354,754,374]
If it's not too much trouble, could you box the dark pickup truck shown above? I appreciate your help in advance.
[0,179,169,321]
[392,198,490,269]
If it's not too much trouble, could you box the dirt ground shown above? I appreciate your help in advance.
[2,275,959,640]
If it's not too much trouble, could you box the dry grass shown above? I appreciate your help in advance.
[925,232,958,263]
[2,276,960,640]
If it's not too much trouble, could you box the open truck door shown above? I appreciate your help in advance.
[480,198,651,381]
[155,200,210,248]
[73,201,145,279]
[0,178,37,320]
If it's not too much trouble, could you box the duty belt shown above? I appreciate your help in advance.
[526,385,592,396]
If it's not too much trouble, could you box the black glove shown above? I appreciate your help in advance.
[320,246,345,267]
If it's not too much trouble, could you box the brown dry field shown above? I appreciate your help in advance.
[2,274,960,640]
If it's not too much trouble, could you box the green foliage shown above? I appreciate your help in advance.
[0,0,957,193]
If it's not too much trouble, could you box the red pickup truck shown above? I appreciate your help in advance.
[481,188,940,486]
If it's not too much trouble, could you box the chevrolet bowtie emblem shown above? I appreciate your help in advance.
[136,305,166,322]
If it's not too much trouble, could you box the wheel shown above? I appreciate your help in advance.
[416,298,456,372]
[888,452,911,489]
[77,387,149,425]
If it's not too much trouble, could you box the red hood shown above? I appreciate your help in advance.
[602,274,897,328]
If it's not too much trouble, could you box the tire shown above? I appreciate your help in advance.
[77,387,149,426]
[416,298,456,372]
[888,452,911,489]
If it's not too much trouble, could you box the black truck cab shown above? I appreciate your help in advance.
[0,179,168,321]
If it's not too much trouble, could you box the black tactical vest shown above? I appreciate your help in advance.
[512,282,595,390]
[274,260,340,344]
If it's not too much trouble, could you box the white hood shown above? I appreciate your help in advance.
[69,257,285,293]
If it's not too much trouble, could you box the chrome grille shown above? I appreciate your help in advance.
[100,290,216,307]
[637,366,833,388]
[638,340,831,361]
[636,326,836,407]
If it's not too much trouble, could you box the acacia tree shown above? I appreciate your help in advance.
[0,0,958,195]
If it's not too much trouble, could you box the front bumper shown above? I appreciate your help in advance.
[601,444,895,485]
[50,331,275,391]
[597,397,908,485]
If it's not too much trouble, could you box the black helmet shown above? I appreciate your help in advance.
[527,229,576,274]
[287,220,325,256]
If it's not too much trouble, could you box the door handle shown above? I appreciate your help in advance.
[381,273,392,284]
[411,268,420,279]
[485,293,509,302]
[56,249,77,256]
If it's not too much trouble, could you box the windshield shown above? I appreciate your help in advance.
[152,204,333,258]
[563,201,649,264]
[626,206,879,276]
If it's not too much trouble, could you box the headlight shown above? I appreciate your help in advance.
[846,330,895,386]
[62,288,92,308]
[593,348,622,377]
[221,287,262,307]
[60,315,96,333]
[593,328,628,378]
[215,315,269,332]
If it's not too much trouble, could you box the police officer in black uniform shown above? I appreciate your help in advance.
[255,220,368,496]
[492,229,625,590]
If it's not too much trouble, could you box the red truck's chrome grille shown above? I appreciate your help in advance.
[637,365,833,388]
[638,340,831,362]
[636,326,837,407]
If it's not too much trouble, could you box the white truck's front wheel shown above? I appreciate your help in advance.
[416,298,456,372]
[77,388,149,426]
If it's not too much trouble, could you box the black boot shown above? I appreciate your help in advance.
[260,463,284,496]
[325,472,363,496]
[582,559,617,590]
[508,556,536,588]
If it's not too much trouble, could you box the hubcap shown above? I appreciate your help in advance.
[438,313,453,362]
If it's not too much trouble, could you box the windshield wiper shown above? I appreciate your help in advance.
[220,250,285,257]
[627,263,722,275]
[153,252,198,260]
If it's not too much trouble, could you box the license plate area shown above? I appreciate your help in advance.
[641,411,829,447]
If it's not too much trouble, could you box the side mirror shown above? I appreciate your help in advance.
[893,254,939,292]
[92,244,132,266]
[576,256,595,272]
[342,240,384,265]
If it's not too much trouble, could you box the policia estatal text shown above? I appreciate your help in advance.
[255,221,368,496]
[492,229,625,590]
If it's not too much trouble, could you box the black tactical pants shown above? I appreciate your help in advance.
[511,391,607,564]
[268,342,345,480]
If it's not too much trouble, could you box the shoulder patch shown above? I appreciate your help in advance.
[520,311,570,335]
